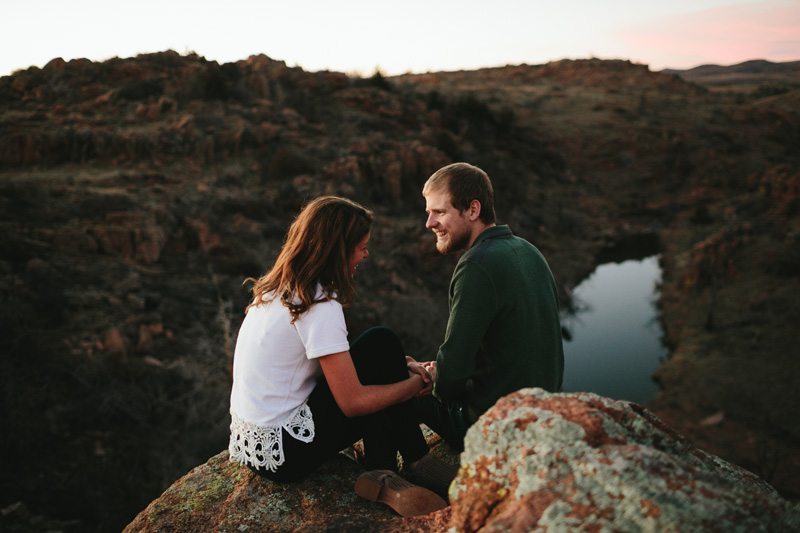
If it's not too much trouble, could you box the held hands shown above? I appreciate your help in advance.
[406,357,436,397]
[420,361,436,382]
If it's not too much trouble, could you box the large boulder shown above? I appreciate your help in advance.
[125,390,800,531]
[124,428,454,532]
[450,388,800,532]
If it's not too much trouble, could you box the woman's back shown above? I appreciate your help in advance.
[230,289,349,427]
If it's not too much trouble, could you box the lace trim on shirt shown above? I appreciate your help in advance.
[228,402,315,472]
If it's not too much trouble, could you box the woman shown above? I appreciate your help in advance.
[228,196,457,516]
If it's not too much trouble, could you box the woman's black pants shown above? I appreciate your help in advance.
[250,326,429,482]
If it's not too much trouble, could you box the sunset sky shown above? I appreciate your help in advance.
[2,0,798,77]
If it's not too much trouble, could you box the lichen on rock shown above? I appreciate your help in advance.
[450,388,800,532]
[125,427,455,532]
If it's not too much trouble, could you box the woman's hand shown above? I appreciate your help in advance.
[408,372,431,397]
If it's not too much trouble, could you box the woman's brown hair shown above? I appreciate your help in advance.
[247,196,373,322]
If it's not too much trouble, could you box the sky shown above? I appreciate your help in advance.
[2,0,799,78]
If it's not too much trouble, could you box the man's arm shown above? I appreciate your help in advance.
[433,260,497,402]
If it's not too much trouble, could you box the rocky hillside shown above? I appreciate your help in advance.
[1,52,798,531]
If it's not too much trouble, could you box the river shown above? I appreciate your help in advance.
[560,255,667,404]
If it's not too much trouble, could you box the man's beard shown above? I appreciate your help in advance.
[436,228,470,255]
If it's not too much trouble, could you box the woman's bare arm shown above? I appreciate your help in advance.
[319,351,426,417]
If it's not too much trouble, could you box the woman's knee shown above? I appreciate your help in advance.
[356,326,401,349]
[350,326,406,382]
[352,327,404,359]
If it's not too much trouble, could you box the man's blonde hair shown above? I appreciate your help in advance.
[423,162,496,224]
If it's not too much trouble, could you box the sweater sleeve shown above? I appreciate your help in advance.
[433,259,497,402]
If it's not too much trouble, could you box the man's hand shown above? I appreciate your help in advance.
[421,361,437,383]
[407,357,434,396]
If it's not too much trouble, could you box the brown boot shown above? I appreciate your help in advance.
[354,469,448,517]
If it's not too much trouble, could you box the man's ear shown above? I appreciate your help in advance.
[468,199,482,222]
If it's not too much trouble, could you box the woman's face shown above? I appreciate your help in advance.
[349,232,370,276]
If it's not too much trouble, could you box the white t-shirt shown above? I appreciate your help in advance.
[228,287,350,471]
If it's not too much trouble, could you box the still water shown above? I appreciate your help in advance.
[560,255,667,404]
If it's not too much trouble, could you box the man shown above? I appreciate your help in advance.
[410,162,564,452]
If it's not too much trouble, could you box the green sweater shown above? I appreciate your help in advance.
[433,225,564,423]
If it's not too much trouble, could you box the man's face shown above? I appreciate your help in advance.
[424,190,472,254]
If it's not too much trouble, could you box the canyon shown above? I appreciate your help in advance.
[1,52,798,531]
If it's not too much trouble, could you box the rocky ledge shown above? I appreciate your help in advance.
[125,389,800,532]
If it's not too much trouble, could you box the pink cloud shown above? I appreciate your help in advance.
[618,1,800,68]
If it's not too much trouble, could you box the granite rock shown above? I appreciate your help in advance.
[450,388,800,532]
[124,429,455,532]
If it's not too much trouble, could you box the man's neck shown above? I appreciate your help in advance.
[466,222,496,250]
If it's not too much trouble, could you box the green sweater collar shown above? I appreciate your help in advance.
[471,225,512,249]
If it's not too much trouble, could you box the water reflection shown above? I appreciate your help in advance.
[561,255,667,404]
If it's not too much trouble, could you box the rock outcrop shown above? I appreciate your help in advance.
[452,389,800,531]
[123,451,452,533]
[124,427,456,533]
[126,390,800,532]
